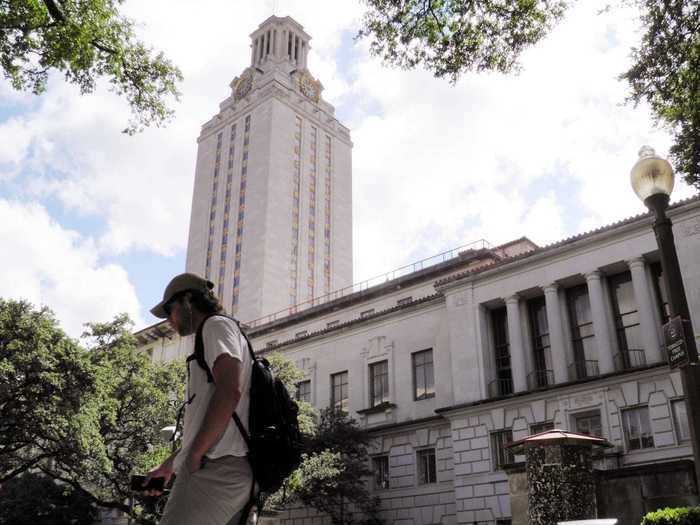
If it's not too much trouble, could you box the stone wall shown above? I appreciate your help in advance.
[596,460,699,525]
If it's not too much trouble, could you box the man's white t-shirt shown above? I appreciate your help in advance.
[174,316,252,473]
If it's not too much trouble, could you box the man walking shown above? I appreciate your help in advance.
[144,273,254,525]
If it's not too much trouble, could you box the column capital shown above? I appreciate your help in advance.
[543,283,559,294]
[584,270,602,281]
[627,257,646,269]
[505,294,520,305]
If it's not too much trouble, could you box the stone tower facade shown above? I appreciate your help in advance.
[185,16,353,323]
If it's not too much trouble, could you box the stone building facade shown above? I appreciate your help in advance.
[137,196,700,525]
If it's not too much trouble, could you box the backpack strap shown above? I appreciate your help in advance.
[190,313,254,443]
[190,313,255,384]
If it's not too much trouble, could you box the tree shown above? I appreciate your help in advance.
[0,0,182,134]
[38,314,185,523]
[0,472,98,525]
[270,408,382,525]
[358,0,568,80]
[0,299,95,485]
[620,0,700,190]
[267,352,319,435]
[0,299,184,524]
[358,0,700,189]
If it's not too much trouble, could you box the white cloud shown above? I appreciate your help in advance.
[346,0,696,280]
[0,0,696,324]
[0,199,142,337]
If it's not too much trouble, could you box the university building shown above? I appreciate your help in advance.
[135,15,700,525]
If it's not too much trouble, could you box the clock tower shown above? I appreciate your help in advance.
[185,16,353,324]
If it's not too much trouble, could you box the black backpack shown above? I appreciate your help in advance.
[189,314,303,500]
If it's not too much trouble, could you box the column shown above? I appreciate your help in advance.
[544,283,569,383]
[585,271,615,374]
[506,295,528,392]
[628,257,664,363]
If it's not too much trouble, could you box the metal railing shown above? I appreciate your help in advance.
[613,348,647,371]
[488,377,514,398]
[568,360,600,381]
[527,369,554,390]
[246,239,491,328]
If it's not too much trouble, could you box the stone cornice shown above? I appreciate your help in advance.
[254,293,444,352]
[198,78,351,146]
[435,361,669,416]
[435,195,700,292]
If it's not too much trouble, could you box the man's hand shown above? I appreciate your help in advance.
[142,454,176,496]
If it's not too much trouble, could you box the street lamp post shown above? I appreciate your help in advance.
[630,146,700,488]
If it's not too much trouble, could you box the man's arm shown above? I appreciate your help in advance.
[188,355,242,466]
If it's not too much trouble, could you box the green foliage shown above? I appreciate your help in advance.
[641,506,700,525]
[272,408,382,525]
[0,472,98,525]
[0,0,182,134]
[0,299,185,524]
[358,0,568,81]
[267,352,319,435]
[620,0,700,190]
[0,299,96,484]
[266,352,305,393]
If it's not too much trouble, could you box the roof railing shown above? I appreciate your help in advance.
[246,238,491,328]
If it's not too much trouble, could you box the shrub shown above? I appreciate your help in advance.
[641,506,700,525]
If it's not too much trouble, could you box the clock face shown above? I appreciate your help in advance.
[298,72,320,102]
[234,70,254,101]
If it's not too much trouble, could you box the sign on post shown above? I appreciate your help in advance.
[664,316,690,369]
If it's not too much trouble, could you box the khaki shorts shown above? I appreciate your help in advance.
[159,455,254,525]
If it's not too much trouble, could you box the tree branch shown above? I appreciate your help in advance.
[0,453,52,484]
[39,467,131,513]
[42,0,66,23]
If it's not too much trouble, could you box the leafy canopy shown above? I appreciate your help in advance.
[269,408,382,525]
[359,0,568,81]
[0,0,182,134]
[358,0,700,189]
[0,299,184,524]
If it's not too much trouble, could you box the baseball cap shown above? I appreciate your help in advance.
[150,272,215,319]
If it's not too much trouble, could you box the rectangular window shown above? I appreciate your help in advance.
[530,421,554,435]
[369,360,389,407]
[361,308,375,318]
[566,285,599,379]
[413,349,435,400]
[574,411,602,437]
[527,296,552,388]
[326,320,339,328]
[295,380,311,403]
[672,399,690,442]
[622,406,655,450]
[295,330,308,338]
[491,430,514,470]
[372,455,390,489]
[491,307,513,396]
[609,272,644,369]
[416,448,437,484]
[331,371,349,412]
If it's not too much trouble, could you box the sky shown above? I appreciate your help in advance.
[0,0,696,338]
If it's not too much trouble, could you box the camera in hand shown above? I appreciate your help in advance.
[130,474,165,492]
